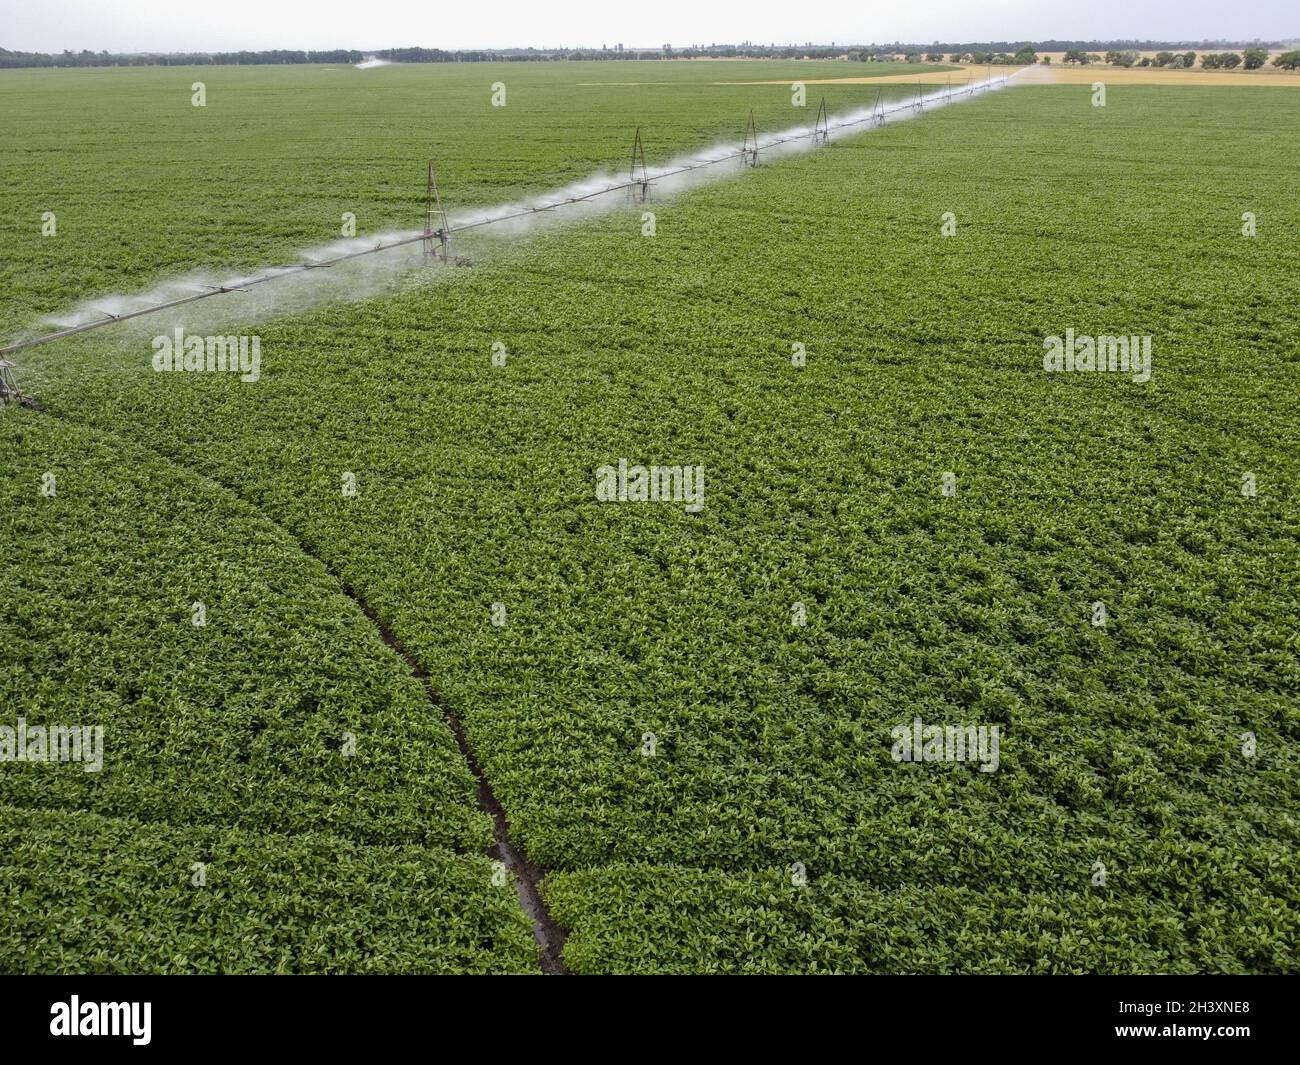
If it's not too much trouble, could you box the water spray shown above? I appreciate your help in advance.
[1,70,1019,367]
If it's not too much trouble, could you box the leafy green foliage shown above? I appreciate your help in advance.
[547,865,1299,974]
[0,415,541,972]
[1,413,489,850]
[0,804,536,974]
[3,74,1297,973]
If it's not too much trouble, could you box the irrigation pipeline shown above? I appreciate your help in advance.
[0,74,1011,359]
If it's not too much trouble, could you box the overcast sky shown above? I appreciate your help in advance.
[2,0,1294,54]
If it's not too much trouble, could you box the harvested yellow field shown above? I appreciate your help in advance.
[725,62,1300,88]
[1030,63,1300,86]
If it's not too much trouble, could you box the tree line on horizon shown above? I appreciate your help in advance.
[1054,47,1300,69]
[0,39,1295,70]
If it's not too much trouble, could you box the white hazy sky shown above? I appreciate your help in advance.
[1,0,1294,54]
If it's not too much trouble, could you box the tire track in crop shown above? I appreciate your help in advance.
[329,575,568,975]
[21,402,569,975]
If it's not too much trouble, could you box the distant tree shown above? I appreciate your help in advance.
[947,53,963,63]
[925,52,943,62]
[1041,55,1052,64]
[1242,47,1268,69]
[1201,53,1222,69]
[1137,56,1152,67]
[1273,50,1300,69]
[1153,51,1174,66]
[904,51,922,63]
[1107,50,1137,66]
[1181,51,1197,67]
[1013,46,1037,64]
[1062,49,1086,64]
[1221,52,1242,68]
[1087,53,1104,64]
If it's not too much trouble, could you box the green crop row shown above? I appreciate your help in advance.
[0,804,536,974]
[4,76,1298,972]
[0,412,548,971]
[1,412,489,850]
[546,865,1299,974]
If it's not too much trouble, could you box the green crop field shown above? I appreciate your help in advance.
[1,60,1297,974]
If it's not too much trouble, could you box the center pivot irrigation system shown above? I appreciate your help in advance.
[0,69,1013,402]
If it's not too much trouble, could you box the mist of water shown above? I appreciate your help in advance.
[15,73,1016,352]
